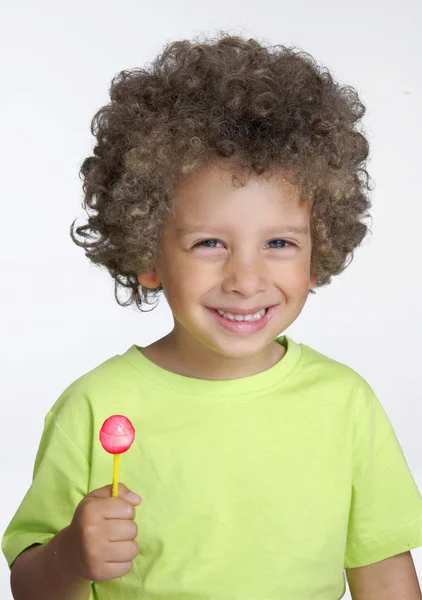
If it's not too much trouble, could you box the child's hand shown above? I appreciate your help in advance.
[65,483,142,583]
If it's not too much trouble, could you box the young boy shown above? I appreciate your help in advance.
[2,32,422,600]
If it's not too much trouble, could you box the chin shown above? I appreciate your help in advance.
[206,333,279,359]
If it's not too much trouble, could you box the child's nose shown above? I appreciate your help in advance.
[221,255,269,297]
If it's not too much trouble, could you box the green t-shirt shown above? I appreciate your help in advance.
[2,336,422,599]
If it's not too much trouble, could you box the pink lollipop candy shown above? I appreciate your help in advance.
[100,415,135,497]
[100,415,135,454]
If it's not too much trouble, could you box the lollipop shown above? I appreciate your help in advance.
[100,415,135,498]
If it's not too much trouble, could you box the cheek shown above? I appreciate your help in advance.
[184,262,219,287]
[160,259,214,303]
[276,259,312,294]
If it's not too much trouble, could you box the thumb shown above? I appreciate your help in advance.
[117,483,143,505]
[88,483,143,505]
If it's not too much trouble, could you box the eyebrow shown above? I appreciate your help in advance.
[176,225,309,237]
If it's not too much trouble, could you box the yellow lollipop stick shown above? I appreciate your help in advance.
[112,453,120,497]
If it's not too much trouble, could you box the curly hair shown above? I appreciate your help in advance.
[71,31,372,310]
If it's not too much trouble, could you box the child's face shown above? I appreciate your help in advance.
[142,162,316,359]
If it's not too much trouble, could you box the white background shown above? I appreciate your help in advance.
[1,1,421,598]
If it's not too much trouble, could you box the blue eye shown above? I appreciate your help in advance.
[267,239,290,249]
[197,239,223,248]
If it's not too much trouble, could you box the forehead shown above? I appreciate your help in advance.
[170,163,309,226]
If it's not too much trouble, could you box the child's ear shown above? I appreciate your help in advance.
[137,270,161,289]
[309,274,317,290]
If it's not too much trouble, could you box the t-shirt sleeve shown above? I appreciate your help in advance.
[344,381,422,569]
[1,391,91,568]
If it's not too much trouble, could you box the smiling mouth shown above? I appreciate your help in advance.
[206,304,277,333]
[216,308,267,322]
[208,305,275,321]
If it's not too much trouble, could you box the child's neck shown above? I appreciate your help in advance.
[140,330,286,380]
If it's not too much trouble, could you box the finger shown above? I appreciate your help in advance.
[100,497,137,520]
[106,520,138,542]
[89,483,142,505]
[104,540,139,563]
[88,484,116,499]
[114,483,143,505]
[101,561,133,581]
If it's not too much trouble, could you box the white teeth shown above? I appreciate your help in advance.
[217,308,266,321]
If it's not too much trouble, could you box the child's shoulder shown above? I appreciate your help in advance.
[63,345,137,392]
[295,338,375,399]
[49,345,141,418]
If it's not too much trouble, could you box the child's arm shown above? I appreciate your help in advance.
[9,483,141,600]
[10,528,91,600]
[346,551,422,599]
